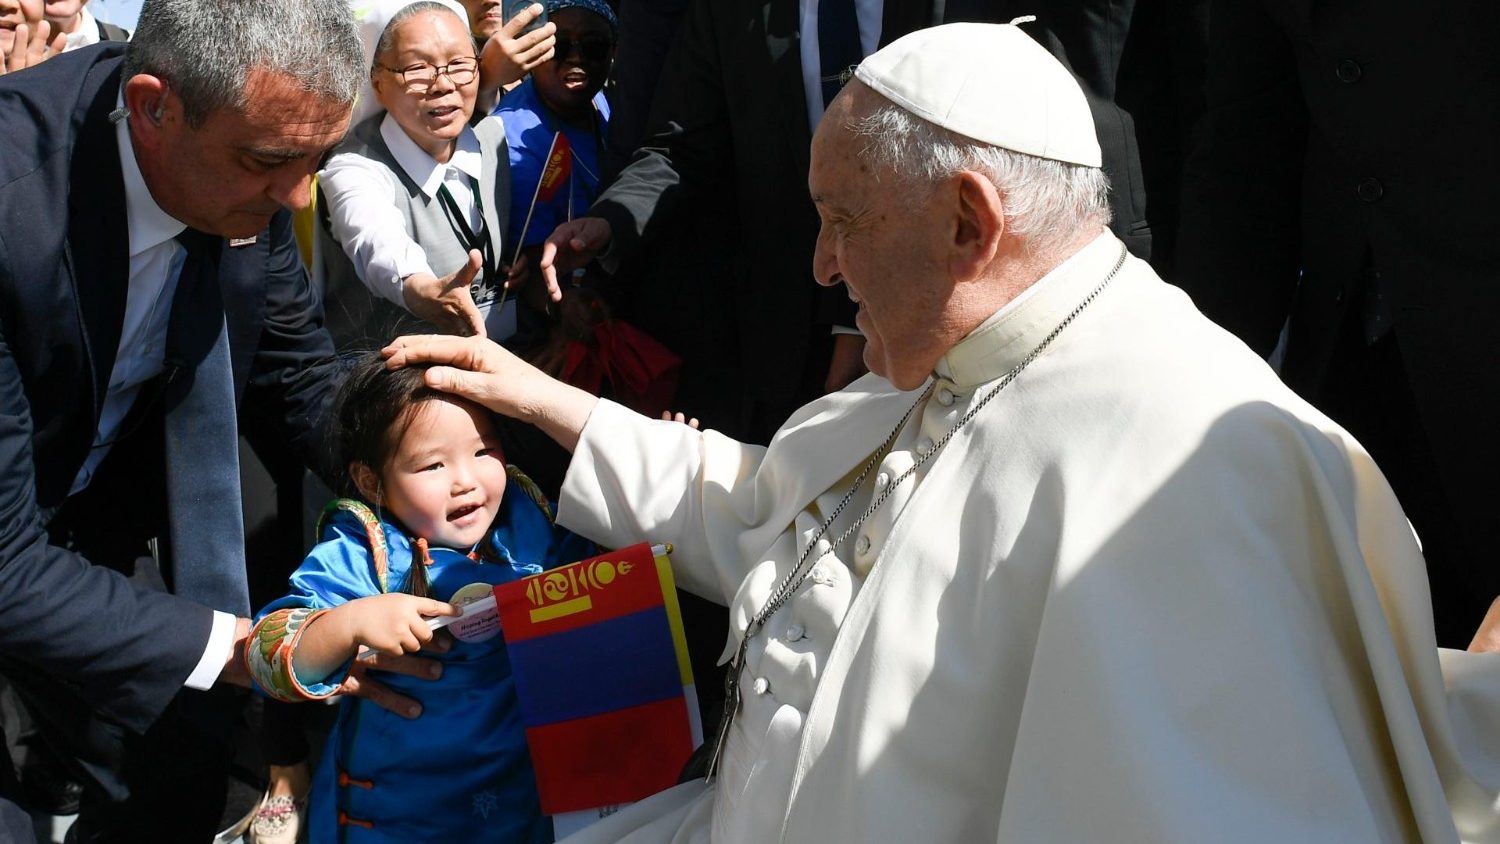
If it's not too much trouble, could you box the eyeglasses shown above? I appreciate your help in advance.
[554,36,613,63]
[377,57,479,93]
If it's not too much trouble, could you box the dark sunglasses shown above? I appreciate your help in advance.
[554,35,613,63]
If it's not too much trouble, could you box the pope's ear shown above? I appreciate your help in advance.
[948,170,1005,283]
[122,74,175,149]
[350,462,382,503]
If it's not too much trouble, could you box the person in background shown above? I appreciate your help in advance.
[493,0,613,300]
[463,0,556,115]
[320,0,559,346]
[45,0,128,51]
[1174,0,1500,651]
[0,0,61,73]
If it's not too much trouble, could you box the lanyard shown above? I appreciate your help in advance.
[436,175,499,288]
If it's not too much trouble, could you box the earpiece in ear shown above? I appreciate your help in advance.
[149,104,166,125]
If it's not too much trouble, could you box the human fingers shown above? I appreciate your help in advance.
[4,24,28,74]
[538,238,562,293]
[515,38,556,70]
[499,3,544,37]
[1469,596,1500,653]
[423,364,507,410]
[341,670,424,719]
[23,19,52,69]
[511,19,556,51]
[451,288,486,338]
[445,249,483,290]
[416,598,461,618]
[504,253,530,288]
[382,334,497,372]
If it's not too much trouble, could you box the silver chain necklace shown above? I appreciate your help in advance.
[704,243,1129,780]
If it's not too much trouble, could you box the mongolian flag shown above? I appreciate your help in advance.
[535,131,573,204]
[495,542,701,820]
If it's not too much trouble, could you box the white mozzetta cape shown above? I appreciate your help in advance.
[557,234,1500,843]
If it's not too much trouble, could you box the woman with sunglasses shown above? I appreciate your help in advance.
[493,0,615,294]
[319,0,547,348]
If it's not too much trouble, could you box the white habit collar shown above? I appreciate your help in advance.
[379,113,483,199]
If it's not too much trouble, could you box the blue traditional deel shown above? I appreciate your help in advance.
[249,468,597,843]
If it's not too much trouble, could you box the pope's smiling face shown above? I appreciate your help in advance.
[809,82,954,391]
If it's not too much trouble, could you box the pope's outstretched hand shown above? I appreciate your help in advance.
[382,334,598,452]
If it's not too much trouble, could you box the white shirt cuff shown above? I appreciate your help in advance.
[184,610,238,690]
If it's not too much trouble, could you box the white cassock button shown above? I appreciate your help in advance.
[918,437,935,455]
[855,535,871,555]
[810,565,835,586]
[875,471,890,488]
[937,388,955,407]
[753,677,770,695]
[786,624,805,642]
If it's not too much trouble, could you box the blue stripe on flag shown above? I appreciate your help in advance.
[508,605,684,725]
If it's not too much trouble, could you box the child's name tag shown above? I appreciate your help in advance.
[428,587,499,642]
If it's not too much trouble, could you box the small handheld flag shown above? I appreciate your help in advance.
[495,542,701,818]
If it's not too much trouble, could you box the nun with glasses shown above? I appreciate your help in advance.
[318,0,561,349]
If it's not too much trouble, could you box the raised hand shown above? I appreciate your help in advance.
[401,249,487,337]
[478,3,557,92]
[538,217,610,298]
[1,19,63,76]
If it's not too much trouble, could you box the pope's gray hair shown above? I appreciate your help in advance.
[124,0,363,127]
[847,100,1112,256]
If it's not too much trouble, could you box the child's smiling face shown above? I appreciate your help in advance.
[367,397,508,550]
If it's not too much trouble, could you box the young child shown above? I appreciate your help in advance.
[247,354,596,842]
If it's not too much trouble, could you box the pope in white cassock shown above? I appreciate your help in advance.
[383,21,1500,844]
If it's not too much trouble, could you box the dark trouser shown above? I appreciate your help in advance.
[0,659,239,844]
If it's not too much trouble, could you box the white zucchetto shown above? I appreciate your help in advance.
[853,21,1102,168]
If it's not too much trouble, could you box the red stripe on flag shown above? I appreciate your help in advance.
[525,695,695,814]
[495,543,663,643]
[535,131,573,203]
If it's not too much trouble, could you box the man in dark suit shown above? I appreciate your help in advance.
[1174,0,1500,649]
[0,2,434,839]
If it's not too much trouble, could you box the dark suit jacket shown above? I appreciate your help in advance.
[1172,0,1500,535]
[595,0,1151,410]
[0,45,339,735]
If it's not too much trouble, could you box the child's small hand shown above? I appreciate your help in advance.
[339,594,460,657]
[660,410,701,430]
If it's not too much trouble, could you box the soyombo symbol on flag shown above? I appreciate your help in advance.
[495,543,699,815]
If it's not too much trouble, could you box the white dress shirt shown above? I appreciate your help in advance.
[74,92,238,690]
[322,115,482,303]
[61,6,102,52]
[799,0,883,131]
[321,115,515,338]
